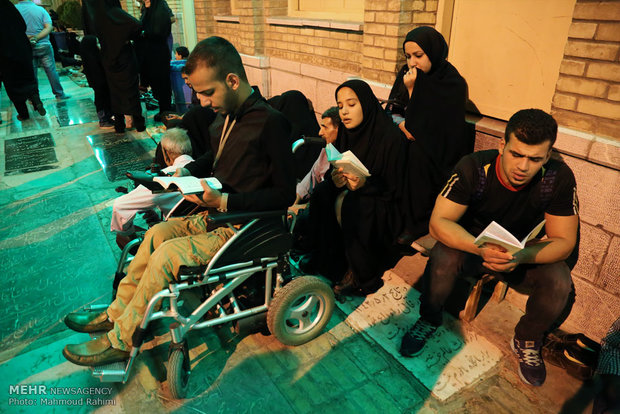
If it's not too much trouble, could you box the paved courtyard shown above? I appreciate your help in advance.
[0,71,599,413]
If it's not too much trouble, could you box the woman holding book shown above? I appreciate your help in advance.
[388,26,473,245]
[307,79,406,295]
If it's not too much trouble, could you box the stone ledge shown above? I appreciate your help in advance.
[240,54,270,69]
[266,17,363,32]
[214,15,240,23]
[466,115,620,171]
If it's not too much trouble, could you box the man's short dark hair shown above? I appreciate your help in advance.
[185,37,248,83]
[322,106,341,129]
[505,109,557,147]
[175,46,189,59]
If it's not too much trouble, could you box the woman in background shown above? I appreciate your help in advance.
[137,0,174,121]
[268,90,322,180]
[83,0,145,133]
[388,26,472,244]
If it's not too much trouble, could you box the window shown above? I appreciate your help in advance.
[288,0,363,22]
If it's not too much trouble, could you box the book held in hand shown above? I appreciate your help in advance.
[474,219,546,255]
[152,176,222,195]
[325,143,371,178]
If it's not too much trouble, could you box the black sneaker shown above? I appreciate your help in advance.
[400,319,437,357]
[512,337,546,386]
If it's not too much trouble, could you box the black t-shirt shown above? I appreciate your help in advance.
[440,150,579,240]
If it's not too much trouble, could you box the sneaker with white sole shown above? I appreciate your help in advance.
[400,319,438,357]
[512,337,546,386]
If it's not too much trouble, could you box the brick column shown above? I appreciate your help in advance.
[551,0,620,141]
[361,0,437,85]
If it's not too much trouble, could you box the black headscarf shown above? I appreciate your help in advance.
[267,90,321,179]
[334,79,405,201]
[141,0,172,40]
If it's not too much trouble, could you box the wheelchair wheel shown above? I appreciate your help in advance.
[168,349,190,399]
[267,276,334,346]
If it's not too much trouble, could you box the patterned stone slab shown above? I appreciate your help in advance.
[9,115,53,134]
[86,133,154,182]
[336,271,503,401]
[4,133,58,176]
[55,98,99,127]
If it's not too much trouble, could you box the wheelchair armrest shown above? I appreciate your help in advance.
[206,210,287,226]
[125,170,161,191]
[292,136,326,153]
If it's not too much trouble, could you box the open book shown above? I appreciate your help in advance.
[152,176,222,195]
[325,143,371,178]
[474,219,546,255]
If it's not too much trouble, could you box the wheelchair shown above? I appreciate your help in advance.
[85,209,335,399]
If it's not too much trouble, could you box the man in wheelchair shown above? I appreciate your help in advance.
[62,36,296,366]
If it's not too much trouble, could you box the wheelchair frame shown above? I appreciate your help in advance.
[91,210,334,399]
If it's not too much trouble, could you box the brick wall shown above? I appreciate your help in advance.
[551,0,620,141]
[190,0,439,85]
[362,0,436,84]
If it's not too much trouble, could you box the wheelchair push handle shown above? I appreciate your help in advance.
[292,136,326,153]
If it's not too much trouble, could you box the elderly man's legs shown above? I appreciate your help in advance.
[63,215,234,365]
[107,225,234,350]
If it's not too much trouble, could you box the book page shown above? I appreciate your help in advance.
[333,159,371,178]
[153,176,222,194]
[473,235,522,255]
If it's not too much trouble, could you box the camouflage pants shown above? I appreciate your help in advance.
[106,212,234,350]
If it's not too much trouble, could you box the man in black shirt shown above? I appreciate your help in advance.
[62,37,295,366]
[400,109,579,387]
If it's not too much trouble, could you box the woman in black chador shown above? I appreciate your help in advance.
[0,0,45,121]
[83,0,145,133]
[388,26,472,244]
[80,35,113,127]
[137,0,173,120]
[308,80,406,295]
[267,90,322,180]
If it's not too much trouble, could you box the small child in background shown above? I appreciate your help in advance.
[175,46,189,61]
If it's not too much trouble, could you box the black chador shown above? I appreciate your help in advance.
[83,0,144,132]
[137,0,173,116]
[308,80,406,294]
[389,26,472,241]
[0,0,44,119]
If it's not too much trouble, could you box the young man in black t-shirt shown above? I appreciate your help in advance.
[400,109,579,387]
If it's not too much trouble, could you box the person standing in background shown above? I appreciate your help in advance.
[137,0,174,122]
[83,0,145,133]
[16,0,70,100]
[0,0,46,121]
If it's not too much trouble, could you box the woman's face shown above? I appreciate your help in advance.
[404,41,432,74]
[336,87,363,129]
[142,0,151,8]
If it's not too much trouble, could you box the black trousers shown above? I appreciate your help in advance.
[419,242,575,341]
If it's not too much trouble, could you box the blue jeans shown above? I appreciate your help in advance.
[32,42,65,97]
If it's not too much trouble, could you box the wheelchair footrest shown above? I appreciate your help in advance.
[91,361,127,382]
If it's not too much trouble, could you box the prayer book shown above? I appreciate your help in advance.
[325,143,371,178]
[474,219,546,255]
[152,176,222,195]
